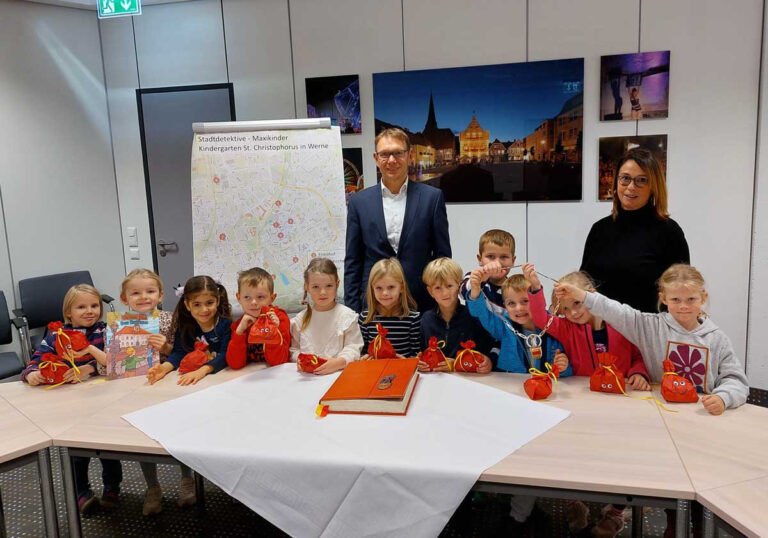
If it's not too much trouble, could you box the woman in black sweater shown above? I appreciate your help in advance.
[581,148,689,313]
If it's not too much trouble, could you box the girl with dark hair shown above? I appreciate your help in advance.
[147,275,232,386]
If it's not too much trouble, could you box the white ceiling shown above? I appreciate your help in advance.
[23,0,191,10]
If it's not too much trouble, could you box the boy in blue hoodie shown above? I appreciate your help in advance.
[467,268,571,375]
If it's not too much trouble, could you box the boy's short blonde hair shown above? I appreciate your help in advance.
[478,229,515,256]
[120,268,163,300]
[501,274,530,297]
[237,267,273,293]
[422,257,463,287]
[62,284,103,324]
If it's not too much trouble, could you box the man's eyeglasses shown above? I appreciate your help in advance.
[376,150,408,161]
[617,174,649,187]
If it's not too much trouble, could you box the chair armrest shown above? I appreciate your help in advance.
[102,294,115,304]
[11,317,27,330]
[12,308,25,319]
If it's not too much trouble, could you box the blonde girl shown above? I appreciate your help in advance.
[119,269,190,515]
[358,258,421,358]
[555,263,749,415]
[524,264,650,387]
[290,258,363,375]
[21,285,123,515]
[120,269,173,357]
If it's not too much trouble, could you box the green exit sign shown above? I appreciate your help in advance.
[97,0,142,18]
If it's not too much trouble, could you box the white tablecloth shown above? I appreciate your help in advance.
[124,365,570,537]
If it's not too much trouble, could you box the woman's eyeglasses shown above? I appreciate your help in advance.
[617,174,649,187]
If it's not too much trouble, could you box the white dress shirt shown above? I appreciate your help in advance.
[381,180,408,253]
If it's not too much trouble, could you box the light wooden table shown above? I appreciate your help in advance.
[0,397,58,537]
[49,364,265,538]
[0,374,145,437]
[697,475,768,538]
[658,393,768,491]
[469,373,695,538]
[3,367,766,538]
[656,392,768,537]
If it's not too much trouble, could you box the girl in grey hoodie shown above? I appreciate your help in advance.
[554,264,749,415]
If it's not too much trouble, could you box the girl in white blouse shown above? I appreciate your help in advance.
[290,258,363,374]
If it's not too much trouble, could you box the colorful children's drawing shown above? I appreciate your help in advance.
[105,311,161,380]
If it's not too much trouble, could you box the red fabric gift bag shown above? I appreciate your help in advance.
[298,353,327,373]
[524,363,560,400]
[367,323,396,359]
[452,340,485,373]
[589,352,626,394]
[38,353,70,385]
[48,321,91,360]
[247,310,284,346]
[661,359,699,403]
[421,336,450,371]
[178,341,212,374]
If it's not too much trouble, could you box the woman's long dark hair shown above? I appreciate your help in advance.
[171,276,232,351]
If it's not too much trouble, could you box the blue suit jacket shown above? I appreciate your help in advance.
[344,180,451,313]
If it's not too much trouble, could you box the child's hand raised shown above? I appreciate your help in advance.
[266,310,280,327]
[482,261,507,281]
[522,263,543,291]
[468,269,487,299]
[554,282,586,302]
[701,394,725,415]
[628,373,650,391]
[553,350,569,372]
[235,314,258,335]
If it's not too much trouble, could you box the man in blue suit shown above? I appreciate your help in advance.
[344,128,452,312]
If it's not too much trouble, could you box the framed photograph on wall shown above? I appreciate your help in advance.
[342,147,364,204]
[598,135,668,201]
[600,51,670,121]
[372,58,584,202]
[306,74,361,134]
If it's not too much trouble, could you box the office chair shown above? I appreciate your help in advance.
[13,271,114,364]
[0,291,24,379]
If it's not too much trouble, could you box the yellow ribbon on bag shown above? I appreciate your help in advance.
[603,364,675,413]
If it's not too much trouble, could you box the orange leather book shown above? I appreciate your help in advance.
[319,358,420,415]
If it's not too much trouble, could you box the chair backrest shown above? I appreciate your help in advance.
[0,291,11,346]
[18,271,94,330]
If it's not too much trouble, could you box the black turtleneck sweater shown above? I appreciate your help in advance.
[580,203,690,313]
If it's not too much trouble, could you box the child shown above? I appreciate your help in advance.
[359,258,421,358]
[459,229,516,316]
[554,263,749,414]
[290,258,363,374]
[524,264,649,387]
[118,269,188,515]
[418,257,494,373]
[226,267,290,369]
[119,268,174,360]
[555,264,749,538]
[147,275,232,386]
[466,268,571,374]
[22,285,122,515]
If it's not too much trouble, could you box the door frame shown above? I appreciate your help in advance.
[136,83,236,271]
